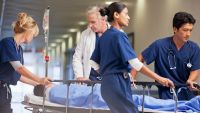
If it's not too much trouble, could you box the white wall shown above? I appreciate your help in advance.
[131,0,200,81]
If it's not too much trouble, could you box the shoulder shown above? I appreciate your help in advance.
[104,28,128,40]
[188,40,200,49]
[81,27,90,33]
[81,27,94,36]
[80,27,96,41]
[0,37,14,46]
[152,37,170,46]
[156,37,170,43]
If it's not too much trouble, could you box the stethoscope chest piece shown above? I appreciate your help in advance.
[187,62,192,68]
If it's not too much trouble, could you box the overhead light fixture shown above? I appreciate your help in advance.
[68,28,78,32]
[55,39,63,43]
[105,1,112,5]
[50,43,56,47]
[105,1,118,5]
[62,34,69,39]
[78,21,87,25]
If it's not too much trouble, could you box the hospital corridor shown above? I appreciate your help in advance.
[0,0,200,113]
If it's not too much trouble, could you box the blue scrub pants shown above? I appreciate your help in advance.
[0,83,12,113]
[101,73,139,113]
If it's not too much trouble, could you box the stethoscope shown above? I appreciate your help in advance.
[168,39,192,70]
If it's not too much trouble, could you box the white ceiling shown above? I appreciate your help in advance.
[0,0,134,50]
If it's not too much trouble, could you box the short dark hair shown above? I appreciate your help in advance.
[173,12,196,29]
[99,2,127,22]
[33,84,45,97]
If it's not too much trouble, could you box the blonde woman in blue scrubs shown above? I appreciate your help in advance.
[0,12,51,113]
[90,2,174,113]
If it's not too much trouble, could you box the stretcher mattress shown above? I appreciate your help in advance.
[24,94,200,113]
[48,84,199,112]
[24,94,191,113]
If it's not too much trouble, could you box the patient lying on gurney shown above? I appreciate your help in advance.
[33,84,200,112]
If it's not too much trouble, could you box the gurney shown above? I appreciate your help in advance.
[24,94,189,113]
[22,80,199,113]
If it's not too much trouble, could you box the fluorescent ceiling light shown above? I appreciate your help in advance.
[62,34,69,38]
[78,21,87,25]
[50,43,56,47]
[105,1,113,5]
[105,1,118,5]
[56,39,63,43]
[68,28,78,32]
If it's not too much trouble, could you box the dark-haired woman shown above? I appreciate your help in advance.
[90,2,174,113]
[0,12,51,113]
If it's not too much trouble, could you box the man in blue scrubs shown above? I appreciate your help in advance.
[137,12,200,100]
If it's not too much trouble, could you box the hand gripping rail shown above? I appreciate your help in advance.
[134,82,200,113]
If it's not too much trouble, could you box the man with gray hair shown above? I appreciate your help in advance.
[73,6,108,80]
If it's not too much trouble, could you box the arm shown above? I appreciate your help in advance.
[17,66,39,82]
[20,76,38,86]
[140,65,172,87]
[10,61,50,85]
[130,54,145,80]
[17,66,50,85]
[187,44,200,89]
[187,70,199,89]
[90,60,100,74]
[129,58,174,88]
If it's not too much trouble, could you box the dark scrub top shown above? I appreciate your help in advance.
[91,27,139,113]
[91,27,137,76]
[0,37,24,85]
[142,37,200,100]
[89,33,101,81]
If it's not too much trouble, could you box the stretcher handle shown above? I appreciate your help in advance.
[135,81,200,89]
[52,80,101,85]
[170,88,178,113]
[52,80,160,86]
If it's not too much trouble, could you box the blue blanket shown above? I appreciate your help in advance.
[49,84,200,112]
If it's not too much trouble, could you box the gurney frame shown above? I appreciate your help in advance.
[23,80,195,113]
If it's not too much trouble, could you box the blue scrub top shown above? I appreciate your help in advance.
[0,37,24,85]
[91,27,136,76]
[89,33,101,81]
[142,37,200,99]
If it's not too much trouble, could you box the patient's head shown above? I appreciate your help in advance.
[34,84,45,97]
